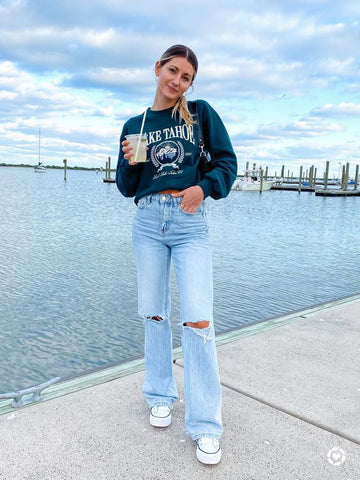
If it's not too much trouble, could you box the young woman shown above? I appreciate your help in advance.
[116,45,237,465]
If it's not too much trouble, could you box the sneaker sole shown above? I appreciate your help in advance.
[150,413,172,428]
[196,446,222,465]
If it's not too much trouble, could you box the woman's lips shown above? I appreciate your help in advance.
[167,85,178,94]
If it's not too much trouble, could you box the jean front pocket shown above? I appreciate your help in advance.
[179,203,204,216]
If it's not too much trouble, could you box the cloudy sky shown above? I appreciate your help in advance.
[1,0,359,177]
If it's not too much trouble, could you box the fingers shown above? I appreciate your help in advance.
[171,190,184,198]
[176,186,204,213]
[181,203,198,214]
[122,140,138,165]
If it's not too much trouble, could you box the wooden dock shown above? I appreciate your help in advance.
[245,161,359,196]
[271,184,315,192]
[315,189,360,197]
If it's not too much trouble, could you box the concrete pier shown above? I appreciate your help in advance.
[1,294,359,479]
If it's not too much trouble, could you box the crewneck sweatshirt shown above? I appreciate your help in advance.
[116,99,237,203]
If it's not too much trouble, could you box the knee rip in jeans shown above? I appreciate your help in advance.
[183,321,209,329]
[146,315,166,323]
[183,320,212,344]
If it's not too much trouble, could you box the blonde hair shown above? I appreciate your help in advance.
[158,45,198,127]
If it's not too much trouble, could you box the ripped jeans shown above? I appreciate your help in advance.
[132,193,223,440]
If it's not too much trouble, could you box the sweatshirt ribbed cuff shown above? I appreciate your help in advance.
[197,178,213,198]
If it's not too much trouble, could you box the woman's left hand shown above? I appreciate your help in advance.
[172,186,204,213]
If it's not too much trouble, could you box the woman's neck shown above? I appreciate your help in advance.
[151,92,177,111]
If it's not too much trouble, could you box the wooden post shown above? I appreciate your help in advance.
[344,162,350,191]
[314,168,317,185]
[265,166,268,180]
[324,161,329,191]
[260,168,264,193]
[281,165,285,179]
[298,166,303,193]
[63,158,67,181]
[106,158,111,179]
[355,165,359,190]
[309,166,313,187]
[341,165,346,190]
[108,156,111,178]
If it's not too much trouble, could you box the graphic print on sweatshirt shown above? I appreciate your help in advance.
[150,140,185,176]
[147,124,195,180]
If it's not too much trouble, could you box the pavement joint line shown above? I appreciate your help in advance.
[219,381,360,447]
[173,361,360,446]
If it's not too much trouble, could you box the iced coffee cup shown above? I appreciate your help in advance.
[125,133,148,163]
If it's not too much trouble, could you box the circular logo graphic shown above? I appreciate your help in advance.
[326,447,346,466]
[150,140,184,172]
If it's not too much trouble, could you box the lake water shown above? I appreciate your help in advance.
[1,166,359,393]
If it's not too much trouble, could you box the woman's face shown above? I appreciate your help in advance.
[155,56,194,105]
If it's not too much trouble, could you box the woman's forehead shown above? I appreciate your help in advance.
[166,56,194,75]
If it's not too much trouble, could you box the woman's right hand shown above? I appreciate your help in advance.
[122,140,138,166]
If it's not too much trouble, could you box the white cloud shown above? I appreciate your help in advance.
[311,102,360,117]
[0,0,359,170]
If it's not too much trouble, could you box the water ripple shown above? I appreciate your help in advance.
[0,167,359,392]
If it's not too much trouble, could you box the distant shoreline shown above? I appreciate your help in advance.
[0,163,114,172]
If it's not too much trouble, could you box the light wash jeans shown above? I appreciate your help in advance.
[132,193,223,440]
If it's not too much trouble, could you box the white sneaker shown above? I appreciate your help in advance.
[196,437,222,465]
[149,405,172,428]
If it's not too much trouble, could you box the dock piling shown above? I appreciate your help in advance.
[298,166,303,193]
[63,159,67,181]
[354,165,359,190]
[324,161,329,190]
[281,165,285,179]
[309,165,314,188]
[344,163,350,191]
[260,169,264,193]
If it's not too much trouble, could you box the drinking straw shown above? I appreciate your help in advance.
[134,109,147,162]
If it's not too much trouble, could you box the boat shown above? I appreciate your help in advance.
[34,162,46,173]
[34,128,46,173]
[232,164,274,191]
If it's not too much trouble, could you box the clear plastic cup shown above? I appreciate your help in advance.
[125,134,148,163]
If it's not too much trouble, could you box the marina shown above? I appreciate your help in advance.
[232,160,360,195]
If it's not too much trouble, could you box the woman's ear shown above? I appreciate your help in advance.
[154,61,161,77]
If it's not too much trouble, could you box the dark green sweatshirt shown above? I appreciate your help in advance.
[116,100,237,203]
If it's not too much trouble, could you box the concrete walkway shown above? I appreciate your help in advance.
[0,295,359,479]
